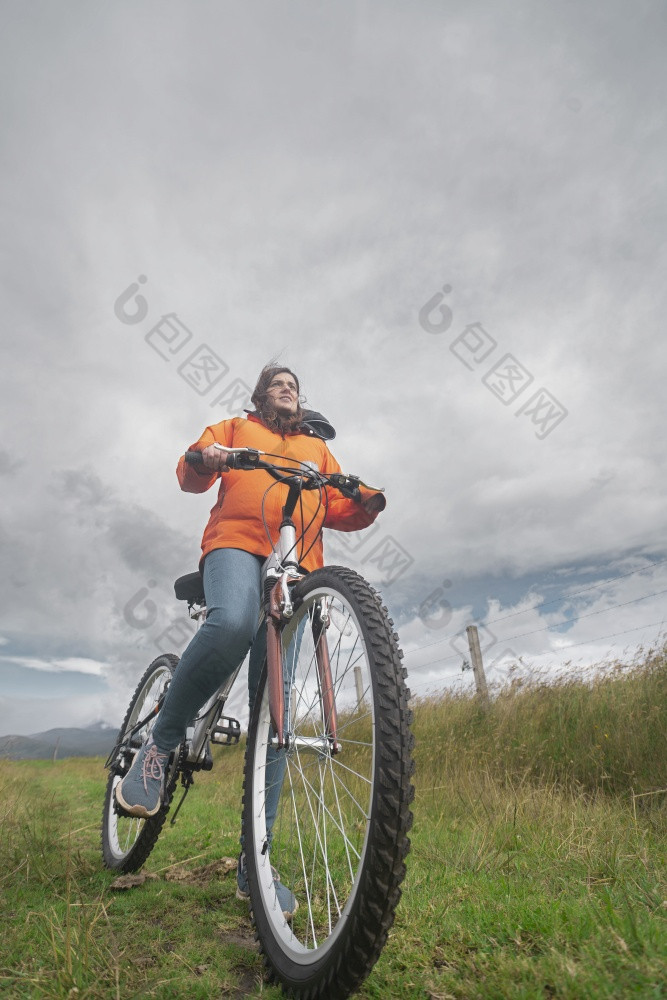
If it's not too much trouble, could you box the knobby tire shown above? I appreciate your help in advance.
[242,566,414,1000]
[101,654,179,872]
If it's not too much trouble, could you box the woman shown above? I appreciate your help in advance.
[116,364,386,914]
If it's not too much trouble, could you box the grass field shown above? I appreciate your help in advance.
[1,649,665,998]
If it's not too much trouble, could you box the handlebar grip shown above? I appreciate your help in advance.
[185,449,239,469]
[184,449,259,470]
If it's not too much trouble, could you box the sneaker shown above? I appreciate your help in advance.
[236,851,298,920]
[115,737,169,818]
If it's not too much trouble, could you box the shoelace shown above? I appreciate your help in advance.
[141,743,167,793]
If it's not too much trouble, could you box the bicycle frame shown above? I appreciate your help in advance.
[183,473,339,768]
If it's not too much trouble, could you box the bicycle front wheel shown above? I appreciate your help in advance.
[101,653,179,872]
[242,566,414,999]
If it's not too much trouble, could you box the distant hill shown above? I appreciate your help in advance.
[0,722,117,761]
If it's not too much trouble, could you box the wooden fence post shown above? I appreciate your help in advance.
[466,625,490,706]
[354,665,364,712]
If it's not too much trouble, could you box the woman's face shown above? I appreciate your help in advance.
[266,372,299,416]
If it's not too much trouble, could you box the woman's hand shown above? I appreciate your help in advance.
[361,493,386,514]
[200,444,230,472]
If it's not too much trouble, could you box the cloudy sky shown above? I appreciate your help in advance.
[1,0,666,735]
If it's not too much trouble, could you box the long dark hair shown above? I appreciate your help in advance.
[250,364,304,434]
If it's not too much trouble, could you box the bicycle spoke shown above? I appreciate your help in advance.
[288,753,365,860]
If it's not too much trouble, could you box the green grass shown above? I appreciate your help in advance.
[412,642,667,798]
[1,649,665,998]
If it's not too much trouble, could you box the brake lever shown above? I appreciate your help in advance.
[228,450,261,470]
[327,473,360,501]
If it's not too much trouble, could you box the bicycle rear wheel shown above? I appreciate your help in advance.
[101,654,179,872]
[242,566,414,999]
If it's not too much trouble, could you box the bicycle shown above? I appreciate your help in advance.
[101,445,415,999]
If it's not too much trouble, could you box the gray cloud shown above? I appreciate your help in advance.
[1,0,666,731]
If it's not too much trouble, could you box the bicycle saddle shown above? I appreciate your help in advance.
[174,571,205,604]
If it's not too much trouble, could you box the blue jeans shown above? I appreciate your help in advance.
[151,547,284,845]
[153,548,265,749]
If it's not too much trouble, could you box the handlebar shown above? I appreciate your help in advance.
[185,447,261,471]
[184,447,379,502]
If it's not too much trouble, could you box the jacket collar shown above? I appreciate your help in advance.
[244,409,336,441]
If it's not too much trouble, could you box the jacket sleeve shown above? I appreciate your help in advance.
[176,419,236,494]
[320,446,387,533]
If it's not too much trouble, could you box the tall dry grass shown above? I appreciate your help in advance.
[411,642,667,799]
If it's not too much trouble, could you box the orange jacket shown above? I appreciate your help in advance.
[177,414,386,573]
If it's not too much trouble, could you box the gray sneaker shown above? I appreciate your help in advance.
[115,738,169,818]
[236,851,298,920]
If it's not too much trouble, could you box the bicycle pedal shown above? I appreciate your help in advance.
[110,750,132,778]
[211,716,241,746]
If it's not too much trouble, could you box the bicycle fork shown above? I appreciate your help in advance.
[262,475,340,754]
[265,576,339,753]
